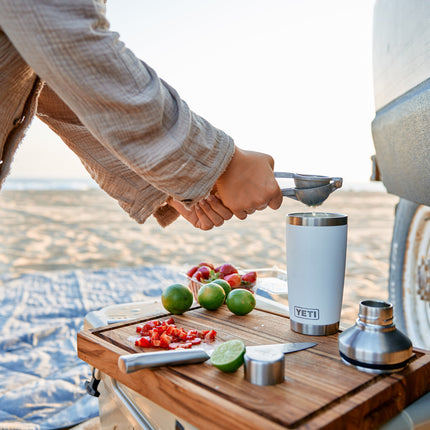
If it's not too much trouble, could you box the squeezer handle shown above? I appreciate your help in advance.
[274,172,294,179]
[281,188,298,198]
[274,172,297,198]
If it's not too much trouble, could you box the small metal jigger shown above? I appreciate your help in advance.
[338,299,413,374]
[244,349,285,386]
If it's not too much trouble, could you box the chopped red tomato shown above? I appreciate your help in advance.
[181,342,193,349]
[160,333,173,348]
[134,318,216,349]
[165,325,176,336]
[168,342,182,350]
[135,336,151,347]
[137,319,162,335]
[204,330,217,342]
[186,329,198,340]
[177,329,188,341]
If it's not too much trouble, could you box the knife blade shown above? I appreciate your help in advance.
[246,342,316,355]
[118,342,317,373]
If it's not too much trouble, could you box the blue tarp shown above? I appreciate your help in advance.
[0,265,184,430]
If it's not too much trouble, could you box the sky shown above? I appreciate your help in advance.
[10,0,377,187]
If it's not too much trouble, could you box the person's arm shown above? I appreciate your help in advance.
[0,0,234,207]
[1,0,282,223]
[36,82,236,229]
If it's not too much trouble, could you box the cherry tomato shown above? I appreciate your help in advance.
[204,329,217,342]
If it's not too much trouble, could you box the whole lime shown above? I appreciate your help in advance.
[197,283,226,311]
[226,289,256,316]
[211,279,231,300]
[161,283,193,315]
[210,339,246,372]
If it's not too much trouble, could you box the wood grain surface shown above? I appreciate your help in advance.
[77,304,430,429]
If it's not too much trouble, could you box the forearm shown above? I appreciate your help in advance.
[0,0,234,204]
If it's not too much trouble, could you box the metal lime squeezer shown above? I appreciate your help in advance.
[274,172,343,206]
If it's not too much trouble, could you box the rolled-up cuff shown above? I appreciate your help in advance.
[153,204,180,227]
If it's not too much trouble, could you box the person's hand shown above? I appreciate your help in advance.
[197,194,233,226]
[167,196,233,230]
[214,147,283,219]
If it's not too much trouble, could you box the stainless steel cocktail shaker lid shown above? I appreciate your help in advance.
[244,349,285,386]
[338,299,413,374]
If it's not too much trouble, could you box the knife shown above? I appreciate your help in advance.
[118,342,317,373]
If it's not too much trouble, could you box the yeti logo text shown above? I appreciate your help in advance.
[294,306,319,320]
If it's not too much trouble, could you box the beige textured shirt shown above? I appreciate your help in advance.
[0,0,235,226]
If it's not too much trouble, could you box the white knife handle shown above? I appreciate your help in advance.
[118,349,210,373]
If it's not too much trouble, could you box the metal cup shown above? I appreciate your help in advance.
[244,349,285,386]
[287,212,348,335]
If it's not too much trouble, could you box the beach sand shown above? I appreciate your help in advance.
[0,186,398,326]
[0,186,399,429]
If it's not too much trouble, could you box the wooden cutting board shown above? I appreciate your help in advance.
[77,303,430,430]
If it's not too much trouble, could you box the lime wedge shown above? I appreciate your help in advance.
[210,340,246,372]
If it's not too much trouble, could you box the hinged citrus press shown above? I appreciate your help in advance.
[274,172,343,206]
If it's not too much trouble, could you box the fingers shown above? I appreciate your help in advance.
[267,182,284,210]
[194,205,216,231]
[167,195,234,231]
[251,175,283,212]
[268,195,283,210]
[167,145,282,229]
[267,154,275,170]
[167,198,214,231]
[230,180,282,220]
[214,147,284,218]
[204,195,234,220]
[235,211,248,220]
[198,195,233,227]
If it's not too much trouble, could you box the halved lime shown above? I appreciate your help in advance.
[210,339,246,372]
